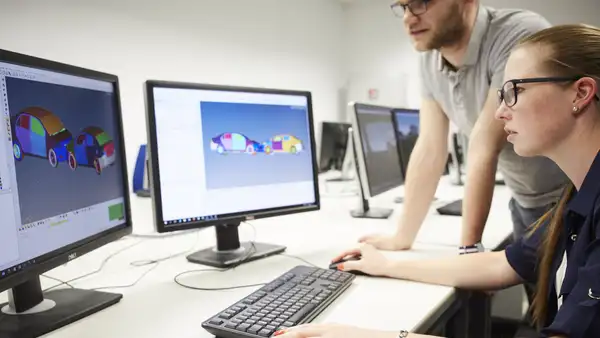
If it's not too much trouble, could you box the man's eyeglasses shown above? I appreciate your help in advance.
[391,0,431,17]
[498,76,599,108]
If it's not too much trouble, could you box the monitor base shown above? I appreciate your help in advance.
[0,288,122,338]
[187,242,286,268]
[350,207,393,219]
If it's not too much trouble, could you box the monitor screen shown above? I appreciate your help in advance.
[318,122,350,173]
[148,84,318,229]
[0,60,127,278]
[393,108,419,177]
[354,104,403,197]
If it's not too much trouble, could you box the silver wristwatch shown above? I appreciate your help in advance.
[458,242,485,255]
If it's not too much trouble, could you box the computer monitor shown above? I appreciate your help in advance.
[349,102,403,219]
[145,80,320,268]
[0,49,131,337]
[391,108,419,204]
[392,108,419,178]
[318,121,352,181]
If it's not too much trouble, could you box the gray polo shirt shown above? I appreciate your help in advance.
[420,5,569,208]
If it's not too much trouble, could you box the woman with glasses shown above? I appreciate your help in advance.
[276,24,600,338]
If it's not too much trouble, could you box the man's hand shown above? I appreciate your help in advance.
[358,233,411,251]
[330,244,393,277]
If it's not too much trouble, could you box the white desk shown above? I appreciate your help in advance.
[0,175,514,338]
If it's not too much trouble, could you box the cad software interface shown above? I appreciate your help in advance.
[394,110,420,172]
[0,61,127,278]
[355,105,403,197]
[152,86,317,225]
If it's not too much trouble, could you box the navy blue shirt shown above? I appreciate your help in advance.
[505,150,600,338]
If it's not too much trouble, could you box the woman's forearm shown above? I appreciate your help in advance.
[385,251,521,290]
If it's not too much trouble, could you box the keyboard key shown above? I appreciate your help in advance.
[259,328,273,337]
[248,325,263,334]
[209,319,223,325]
[237,323,251,331]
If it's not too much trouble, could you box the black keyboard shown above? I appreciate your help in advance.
[202,265,355,338]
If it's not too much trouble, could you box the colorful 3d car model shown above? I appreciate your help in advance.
[66,126,115,174]
[210,132,263,155]
[263,134,303,154]
[12,107,73,167]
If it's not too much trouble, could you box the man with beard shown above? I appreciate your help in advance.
[355,0,569,317]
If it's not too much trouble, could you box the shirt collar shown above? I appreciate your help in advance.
[437,5,490,72]
[567,150,600,217]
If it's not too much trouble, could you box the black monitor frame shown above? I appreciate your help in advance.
[0,49,132,337]
[349,102,403,219]
[144,80,320,267]
[391,107,419,180]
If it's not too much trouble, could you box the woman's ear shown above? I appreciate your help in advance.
[572,77,597,112]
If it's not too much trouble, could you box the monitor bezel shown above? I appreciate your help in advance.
[318,121,351,173]
[391,107,420,179]
[350,102,403,199]
[144,80,321,233]
[0,49,133,293]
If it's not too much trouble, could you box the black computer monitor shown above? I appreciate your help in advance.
[392,108,419,178]
[145,80,320,268]
[0,49,131,337]
[318,121,351,180]
[350,102,403,219]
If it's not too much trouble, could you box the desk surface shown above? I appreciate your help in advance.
[1,175,515,338]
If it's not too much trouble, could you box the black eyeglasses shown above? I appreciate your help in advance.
[390,0,431,17]
[498,76,593,107]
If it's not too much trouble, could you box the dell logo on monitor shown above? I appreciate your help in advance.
[68,253,77,261]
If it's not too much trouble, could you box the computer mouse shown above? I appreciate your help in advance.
[328,255,370,276]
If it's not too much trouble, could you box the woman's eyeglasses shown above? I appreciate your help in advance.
[390,0,431,17]
[498,76,599,107]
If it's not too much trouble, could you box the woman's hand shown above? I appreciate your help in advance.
[330,243,393,277]
[274,323,399,338]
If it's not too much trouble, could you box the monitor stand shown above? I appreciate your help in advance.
[350,199,393,219]
[0,277,121,338]
[186,223,286,268]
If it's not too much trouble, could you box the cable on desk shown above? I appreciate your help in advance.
[280,254,319,268]
[173,223,324,291]
[91,262,160,291]
[173,222,262,291]
[41,274,75,289]
[43,239,144,292]
[86,230,203,290]
[129,230,202,267]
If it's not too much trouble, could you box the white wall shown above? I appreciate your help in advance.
[342,0,421,113]
[342,0,600,114]
[0,0,346,176]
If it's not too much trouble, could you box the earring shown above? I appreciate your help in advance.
[573,106,580,112]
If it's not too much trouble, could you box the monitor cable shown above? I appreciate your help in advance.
[42,238,144,292]
[173,222,321,291]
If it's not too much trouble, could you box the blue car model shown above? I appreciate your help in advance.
[210,132,263,155]
[12,107,72,168]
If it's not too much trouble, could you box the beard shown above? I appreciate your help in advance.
[421,2,467,50]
